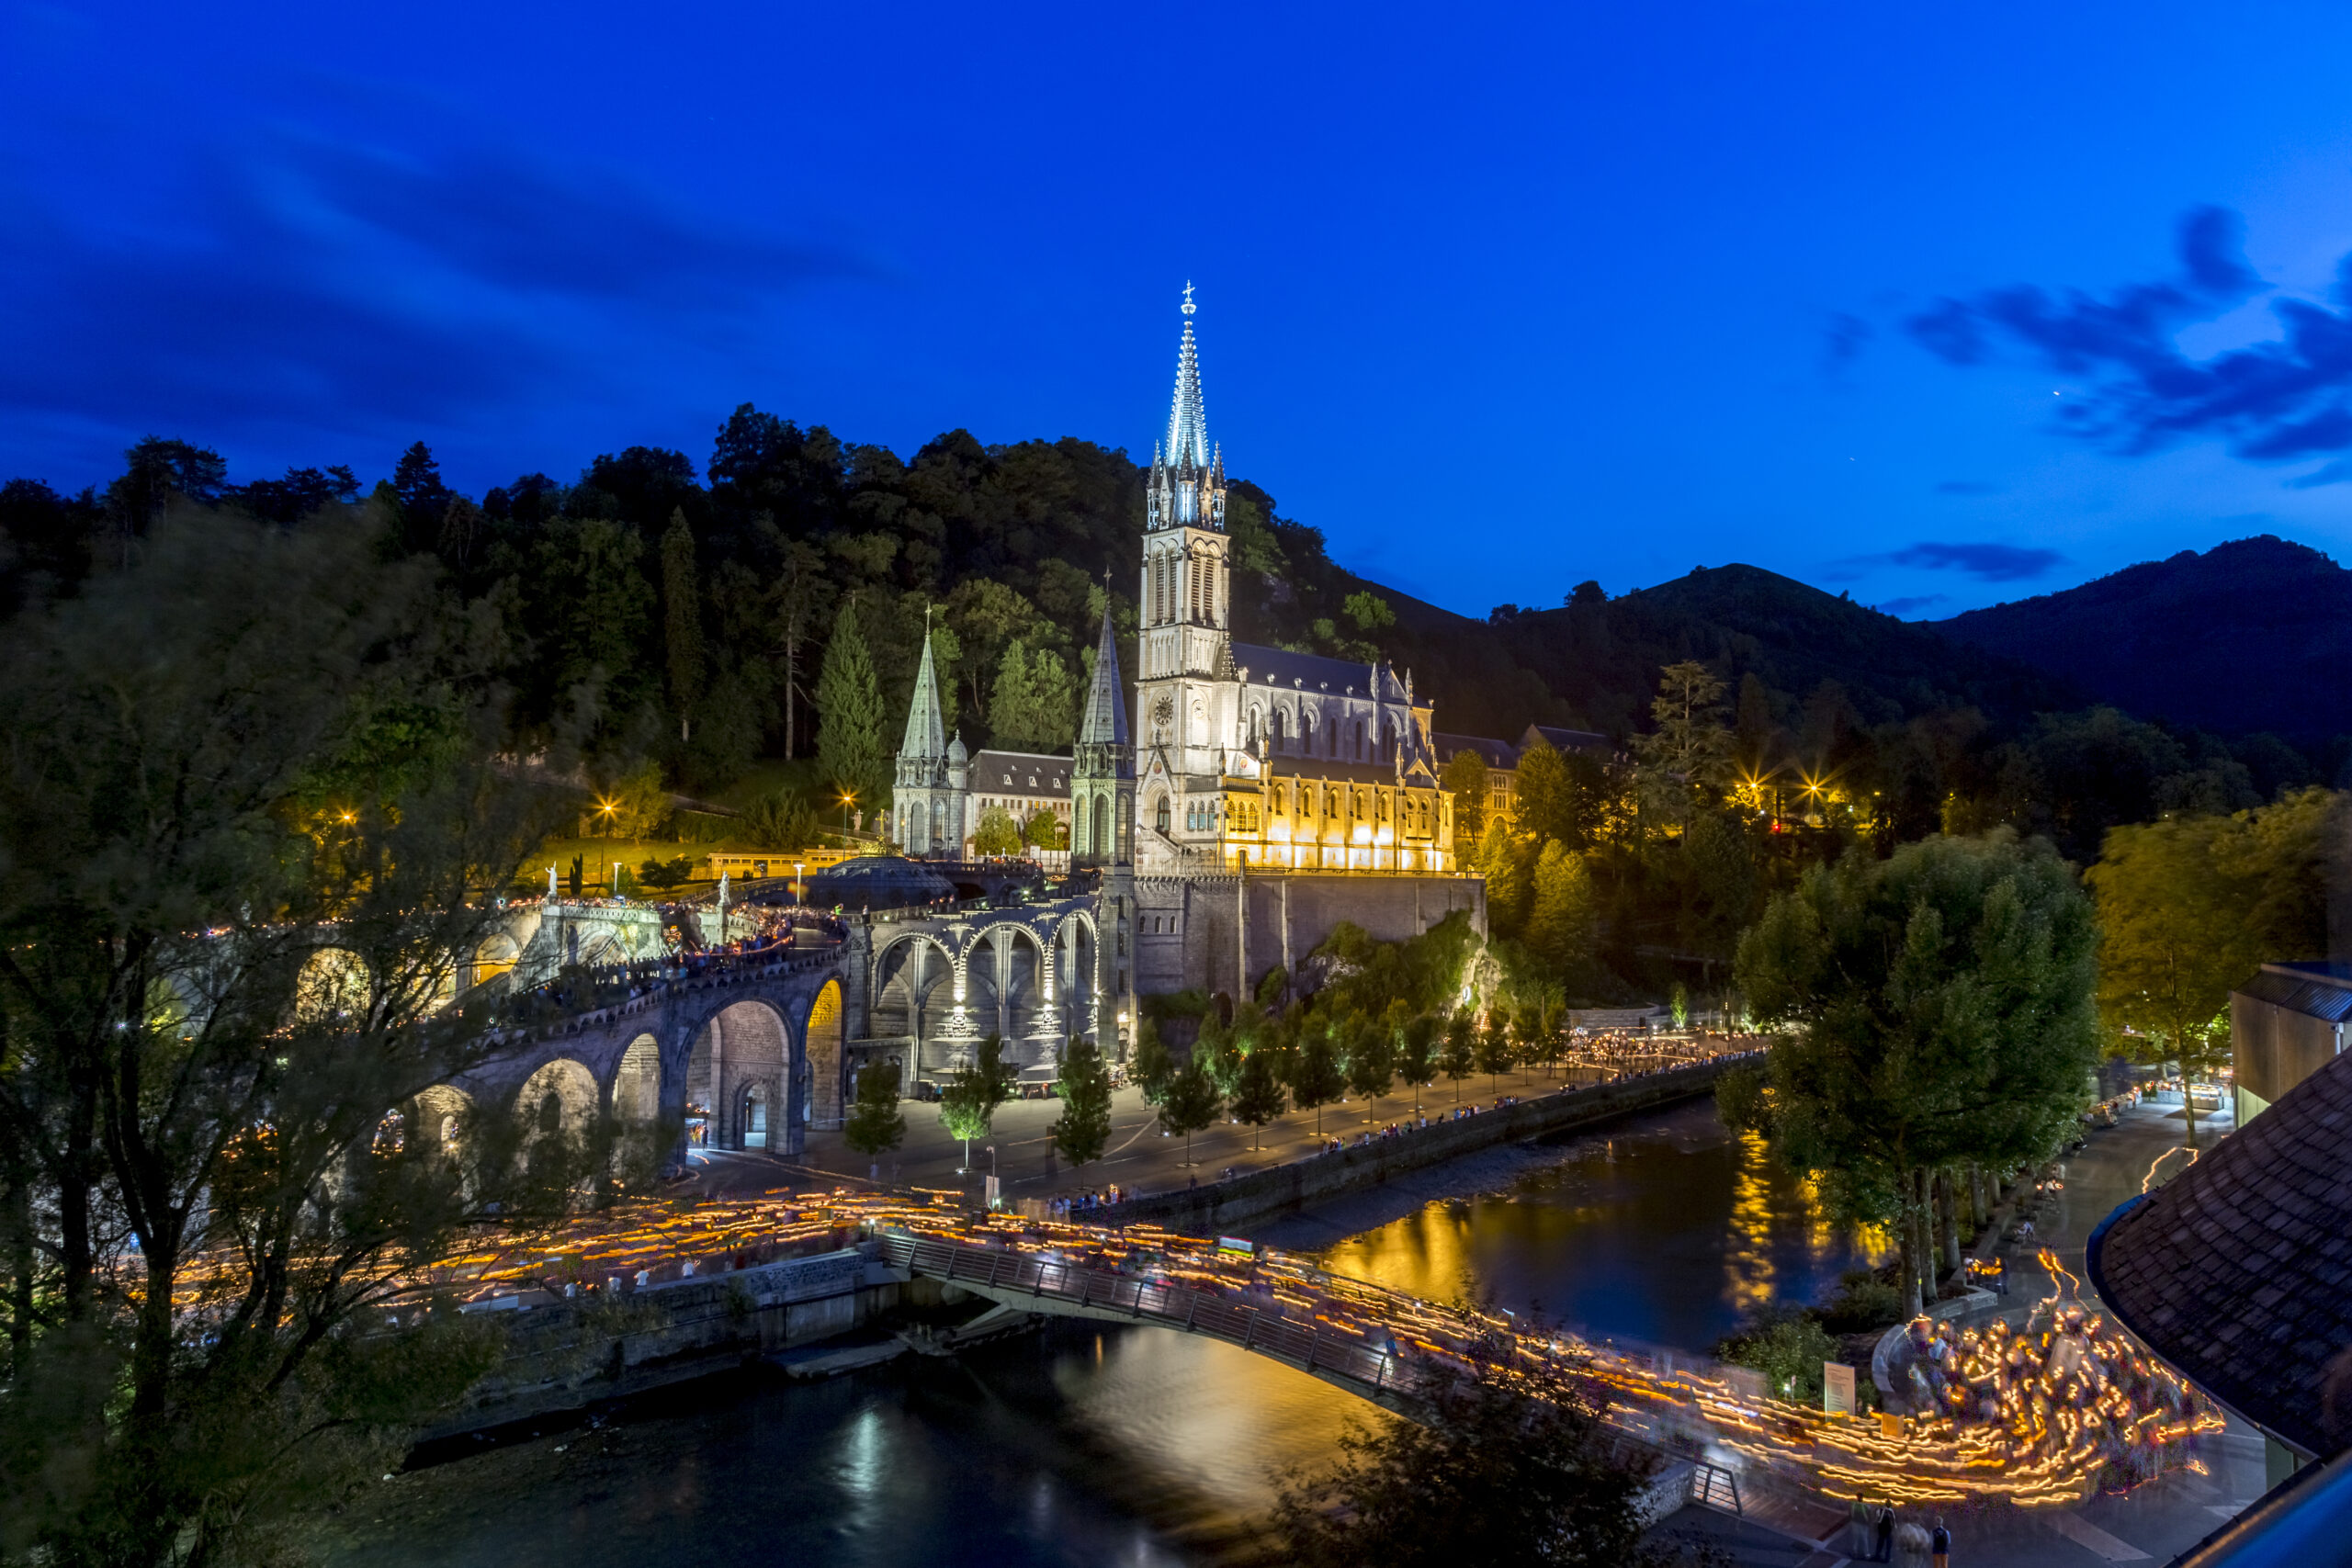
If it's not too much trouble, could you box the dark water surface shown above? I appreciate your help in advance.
[328,1100,1881,1568]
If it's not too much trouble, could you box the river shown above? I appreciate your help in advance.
[325,1098,1883,1568]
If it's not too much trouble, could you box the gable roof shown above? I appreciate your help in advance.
[1521,722,1614,757]
[2089,1043,2352,1457]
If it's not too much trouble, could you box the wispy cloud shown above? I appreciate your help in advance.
[1876,593,1947,616]
[1907,206,2352,471]
[1819,310,1873,376]
[1887,541,2064,581]
[0,125,883,463]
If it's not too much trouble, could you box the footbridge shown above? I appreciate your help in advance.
[874,1228,1427,1416]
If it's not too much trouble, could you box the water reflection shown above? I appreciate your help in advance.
[1306,1100,1883,1349]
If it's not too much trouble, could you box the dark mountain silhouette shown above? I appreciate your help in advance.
[1932,536,2352,739]
[1466,562,2080,737]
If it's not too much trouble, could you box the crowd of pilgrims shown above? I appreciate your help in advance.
[1904,1302,2215,1487]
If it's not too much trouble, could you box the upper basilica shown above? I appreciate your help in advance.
[1129,287,1457,878]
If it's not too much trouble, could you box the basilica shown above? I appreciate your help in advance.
[890,289,1482,1009]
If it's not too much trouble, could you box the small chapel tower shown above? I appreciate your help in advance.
[891,625,967,856]
[1071,599,1136,1049]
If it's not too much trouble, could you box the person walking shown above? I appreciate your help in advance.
[1875,1503,1895,1563]
[1848,1495,1872,1556]
[1930,1516,1951,1568]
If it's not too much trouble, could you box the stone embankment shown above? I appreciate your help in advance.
[1107,1055,1748,1235]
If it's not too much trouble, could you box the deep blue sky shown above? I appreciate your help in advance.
[8,1,2352,619]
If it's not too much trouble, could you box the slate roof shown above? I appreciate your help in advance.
[1433,732,1521,770]
[1230,641,1405,700]
[968,750,1070,796]
[2089,1043,2352,1457]
[2241,964,2352,1023]
[1521,722,1614,756]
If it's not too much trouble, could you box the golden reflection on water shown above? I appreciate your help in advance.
[1725,1130,1777,1315]
[1301,1194,1476,1305]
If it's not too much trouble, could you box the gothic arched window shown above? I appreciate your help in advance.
[1154,795,1170,834]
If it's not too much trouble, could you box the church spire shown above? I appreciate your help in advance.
[1165,282,1209,474]
[899,622,947,759]
[1078,600,1129,747]
[1147,285,1226,532]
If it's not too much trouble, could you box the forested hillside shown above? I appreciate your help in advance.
[4,422,2341,916]
[1934,536,2352,740]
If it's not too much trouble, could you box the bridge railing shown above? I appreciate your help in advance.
[876,1230,1407,1393]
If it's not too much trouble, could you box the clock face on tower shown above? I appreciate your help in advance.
[1150,694,1175,740]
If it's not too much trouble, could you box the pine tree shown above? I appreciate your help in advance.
[1288,1026,1347,1135]
[816,597,888,812]
[1476,821,1532,937]
[661,508,703,739]
[1229,1047,1289,1150]
[844,1060,906,1161]
[989,638,1038,744]
[1526,840,1597,978]
[1157,1055,1224,1167]
[1052,1037,1114,1167]
[1442,749,1490,841]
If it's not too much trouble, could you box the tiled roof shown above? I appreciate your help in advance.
[967,750,1070,795]
[2089,1044,2352,1457]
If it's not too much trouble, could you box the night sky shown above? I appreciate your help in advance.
[8,0,2352,618]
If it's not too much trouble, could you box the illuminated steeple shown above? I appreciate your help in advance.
[1147,284,1226,532]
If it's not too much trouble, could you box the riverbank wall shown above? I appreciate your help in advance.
[1109,1055,1746,1236]
[418,1243,908,1442]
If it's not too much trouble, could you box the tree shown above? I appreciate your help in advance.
[1443,749,1491,843]
[1288,1026,1347,1134]
[1526,841,1597,979]
[1023,807,1066,850]
[1272,1362,1659,1568]
[1476,821,1532,936]
[1341,590,1396,635]
[638,854,694,892]
[661,507,703,739]
[1441,1011,1477,1102]
[1736,831,2098,1314]
[971,806,1023,857]
[815,596,888,811]
[744,792,819,851]
[1632,660,1733,830]
[1052,1037,1114,1167]
[0,506,584,1567]
[844,1059,907,1161]
[1396,1012,1440,1112]
[937,1033,1015,1172]
[1345,1014,1395,1123]
[1475,1010,1516,1095]
[1158,1055,1224,1166]
[988,639,1079,750]
[2086,795,2338,1147]
[597,758,670,842]
[1229,1047,1288,1150]
[1131,1018,1175,1104]
[1716,1309,1842,1404]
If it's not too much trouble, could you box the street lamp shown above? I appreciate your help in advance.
[838,789,858,836]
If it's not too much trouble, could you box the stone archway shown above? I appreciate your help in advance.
[802,980,844,1132]
[610,1032,664,1185]
[872,934,952,1072]
[684,1000,788,1153]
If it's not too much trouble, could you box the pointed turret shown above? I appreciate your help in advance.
[899,628,948,761]
[891,625,965,857]
[1072,602,1134,870]
[1079,604,1130,747]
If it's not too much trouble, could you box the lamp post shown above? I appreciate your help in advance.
[839,790,857,838]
